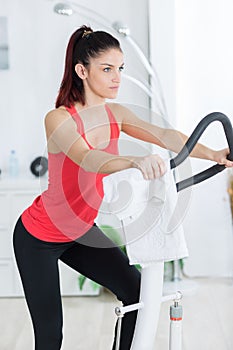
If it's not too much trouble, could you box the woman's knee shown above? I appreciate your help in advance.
[117,267,141,305]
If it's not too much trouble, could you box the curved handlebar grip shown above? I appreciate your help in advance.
[170,112,233,192]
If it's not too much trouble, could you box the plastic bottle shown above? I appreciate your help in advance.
[9,150,19,177]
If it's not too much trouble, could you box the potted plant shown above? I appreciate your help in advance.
[227,170,233,218]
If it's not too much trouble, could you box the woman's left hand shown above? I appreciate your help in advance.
[213,148,233,167]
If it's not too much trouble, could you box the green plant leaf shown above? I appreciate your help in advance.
[78,274,86,291]
[99,225,124,248]
[91,281,100,291]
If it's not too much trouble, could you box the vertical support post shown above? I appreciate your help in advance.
[130,262,164,350]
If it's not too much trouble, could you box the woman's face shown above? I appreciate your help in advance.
[81,48,124,101]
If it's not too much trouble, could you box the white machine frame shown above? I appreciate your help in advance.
[114,263,183,350]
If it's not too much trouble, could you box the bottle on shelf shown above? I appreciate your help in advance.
[9,150,19,177]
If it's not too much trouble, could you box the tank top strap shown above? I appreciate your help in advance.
[105,104,120,139]
[65,105,84,135]
[65,104,120,140]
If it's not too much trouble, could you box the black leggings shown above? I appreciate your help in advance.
[13,217,141,350]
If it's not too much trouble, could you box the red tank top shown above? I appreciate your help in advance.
[21,104,120,242]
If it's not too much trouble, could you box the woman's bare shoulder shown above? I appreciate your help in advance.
[45,106,70,124]
[107,102,139,123]
[106,102,131,122]
[44,107,76,139]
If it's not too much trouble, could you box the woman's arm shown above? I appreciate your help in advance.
[109,103,233,167]
[45,108,168,180]
[162,128,233,166]
[45,109,136,174]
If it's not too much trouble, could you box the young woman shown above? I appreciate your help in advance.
[13,25,233,350]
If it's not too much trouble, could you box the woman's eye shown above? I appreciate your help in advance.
[103,66,124,72]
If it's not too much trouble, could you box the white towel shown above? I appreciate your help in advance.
[102,160,189,266]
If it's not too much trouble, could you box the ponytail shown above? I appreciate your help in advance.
[55,26,88,108]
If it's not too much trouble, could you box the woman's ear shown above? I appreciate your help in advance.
[75,64,88,80]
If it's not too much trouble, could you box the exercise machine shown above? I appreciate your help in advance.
[114,112,233,350]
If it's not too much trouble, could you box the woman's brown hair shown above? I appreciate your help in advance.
[55,25,122,108]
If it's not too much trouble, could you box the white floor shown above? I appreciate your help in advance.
[0,277,232,350]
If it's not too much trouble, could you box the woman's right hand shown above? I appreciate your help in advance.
[132,154,167,180]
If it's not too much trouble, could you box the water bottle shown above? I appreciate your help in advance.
[9,150,19,177]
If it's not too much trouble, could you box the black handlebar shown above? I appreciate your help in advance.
[170,112,233,192]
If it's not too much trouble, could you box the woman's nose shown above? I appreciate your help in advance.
[112,70,121,83]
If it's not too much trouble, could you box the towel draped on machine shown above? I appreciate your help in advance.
[102,160,189,267]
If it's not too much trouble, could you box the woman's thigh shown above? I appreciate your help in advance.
[60,225,141,304]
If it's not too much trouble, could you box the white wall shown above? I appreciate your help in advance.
[0,0,150,175]
[150,0,233,276]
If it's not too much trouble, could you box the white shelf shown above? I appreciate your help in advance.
[0,174,47,190]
